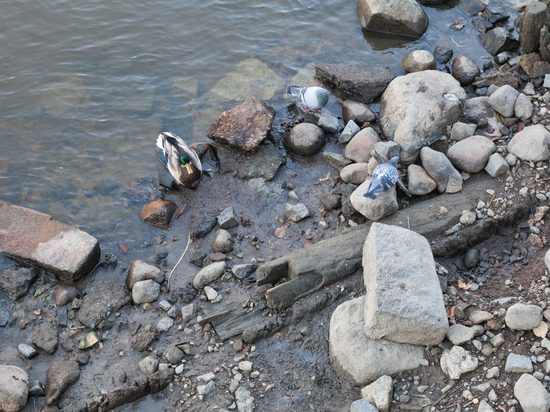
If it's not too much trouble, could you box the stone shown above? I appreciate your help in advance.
[141,200,177,228]
[320,194,342,211]
[137,356,159,376]
[217,207,239,229]
[130,331,155,352]
[446,324,476,345]
[514,93,533,121]
[340,163,370,185]
[193,261,226,289]
[284,122,325,156]
[401,50,437,73]
[180,303,196,323]
[434,45,453,64]
[519,2,550,54]
[315,63,396,104]
[329,296,425,386]
[494,51,512,65]
[505,303,543,330]
[197,372,215,383]
[231,264,257,280]
[351,400,378,412]
[235,387,255,412]
[27,381,44,398]
[356,0,429,38]
[482,4,509,23]
[284,203,310,222]
[339,120,361,144]
[508,124,550,161]
[373,142,400,161]
[18,343,38,359]
[54,284,79,307]
[379,71,466,163]
[541,27,550,62]
[469,310,493,324]
[489,85,519,117]
[156,317,174,333]
[362,223,448,345]
[484,153,509,177]
[77,332,99,350]
[505,353,533,373]
[322,152,352,169]
[166,346,184,364]
[190,213,218,238]
[45,361,80,405]
[212,229,234,253]
[420,147,463,193]
[360,375,393,412]
[447,135,496,173]
[407,165,436,195]
[0,301,10,327]
[0,267,38,301]
[519,53,545,78]
[77,278,131,330]
[461,97,496,124]
[0,365,28,412]
[31,321,59,355]
[345,128,380,163]
[440,346,479,379]
[197,381,215,397]
[0,202,100,283]
[514,373,550,412]
[203,286,218,301]
[450,122,477,141]
[478,400,495,412]
[132,279,160,304]
[317,110,342,134]
[472,17,493,33]
[350,179,398,221]
[337,99,376,125]
[208,97,275,152]
[126,260,164,291]
[451,55,480,86]
[459,0,484,15]
[479,27,519,56]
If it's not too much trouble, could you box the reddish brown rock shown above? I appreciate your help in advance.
[336,99,376,125]
[0,202,100,283]
[131,331,156,352]
[54,284,79,307]
[141,200,177,228]
[207,97,276,152]
[345,128,380,163]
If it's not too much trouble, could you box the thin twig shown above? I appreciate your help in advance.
[167,232,192,292]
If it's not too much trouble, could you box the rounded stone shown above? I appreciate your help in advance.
[212,229,234,253]
[337,99,376,125]
[464,248,480,269]
[126,260,165,291]
[0,365,28,412]
[451,55,480,86]
[132,279,160,304]
[447,135,496,173]
[340,163,370,184]
[284,123,325,156]
[434,45,453,64]
[55,284,79,307]
[166,346,185,364]
[141,200,177,228]
[401,50,437,74]
[345,128,380,163]
[407,165,437,196]
[193,261,227,290]
[505,303,543,330]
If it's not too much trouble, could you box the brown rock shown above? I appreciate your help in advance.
[31,321,59,355]
[486,318,502,330]
[531,60,550,78]
[319,194,341,210]
[315,63,396,103]
[126,260,165,291]
[54,284,79,307]
[131,331,156,352]
[45,361,80,405]
[0,202,100,283]
[518,53,542,78]
[340,163,370,185]
[401,50,437,73]
[407,165,437,195]
[322,152,352,169]
[472,71,520,88]
[141,200,177,228]
[468,310,494,324]
[345,128,380,163]
[336,99,376,125]
[207,97,276,152]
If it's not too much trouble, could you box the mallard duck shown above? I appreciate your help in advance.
[156,132,202,188]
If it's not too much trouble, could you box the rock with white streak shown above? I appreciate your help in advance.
[362,223,449,345]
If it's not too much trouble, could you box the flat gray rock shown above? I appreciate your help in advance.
[447,135,496,173]
[505,303,543,330]
[329,296,425,386]
[77,278,131,330]
[362,223,448,346]
[505,353,533,373]
[450,122,477,141]
[508,124,550,161]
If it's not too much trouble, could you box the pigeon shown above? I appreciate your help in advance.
[363,156,399,199]
[286,86,329,111]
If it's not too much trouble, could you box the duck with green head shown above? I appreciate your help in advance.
[156,132,202,189]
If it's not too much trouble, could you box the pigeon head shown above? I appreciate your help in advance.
[316,88,329,106]
[389,156,399,167]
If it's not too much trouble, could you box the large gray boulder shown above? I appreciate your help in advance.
[329,296,425,385]
[356,0,429,38]
[508,124,550,161]
[420,147,463,193]
[505,303,543,330]
[519,2,550,54]
[362,223,449,346]
[379,71,466,163]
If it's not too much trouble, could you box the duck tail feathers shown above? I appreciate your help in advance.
[156,134,165,150]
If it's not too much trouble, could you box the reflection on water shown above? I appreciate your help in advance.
[0,0,520,258]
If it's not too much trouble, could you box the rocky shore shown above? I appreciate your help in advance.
[5,0,550,411]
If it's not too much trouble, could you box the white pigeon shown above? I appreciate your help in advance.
[364,156,399,199]
[286,85,330,111]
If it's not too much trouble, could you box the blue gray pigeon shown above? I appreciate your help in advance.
[286,85,330,111]
[364,156,399,199]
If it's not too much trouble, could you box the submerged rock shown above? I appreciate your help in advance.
[356,0,429,38]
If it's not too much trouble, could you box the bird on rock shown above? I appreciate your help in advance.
[286,85,330,112]
[364,156,399,199]
[156,132,202,188]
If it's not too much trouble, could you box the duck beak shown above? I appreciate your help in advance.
[185,163,193,174]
